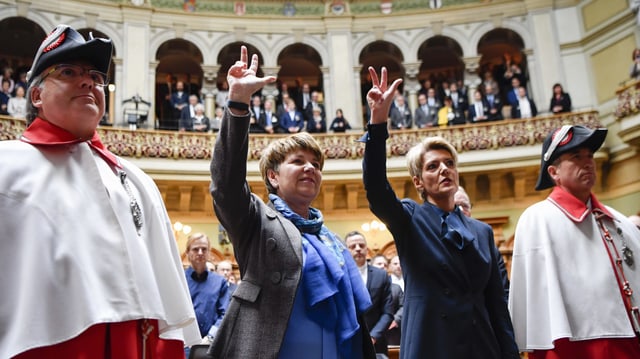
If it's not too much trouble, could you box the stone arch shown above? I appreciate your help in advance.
[269,35,328,69]
[0,17,47,73]
[154,38,204,130]
[352,32,410,67]
[207,33,272,67]
[358,40,405,87]
[277,43,324,96]
[468,21,532,57]
[417,35,465,88]
[477,27,529,100]
[181,32,213,65]
[216,42,267,87]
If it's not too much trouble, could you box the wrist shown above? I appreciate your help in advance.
[227,100,249,112]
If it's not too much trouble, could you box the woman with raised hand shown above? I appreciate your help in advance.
[208,46,375,359]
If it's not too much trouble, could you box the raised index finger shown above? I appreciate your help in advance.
[240,46,248,66]
[368,66,380,88]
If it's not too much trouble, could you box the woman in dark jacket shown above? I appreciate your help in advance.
[549,83,572,114]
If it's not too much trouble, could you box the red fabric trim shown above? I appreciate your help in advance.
[529,337,640,359]
[20,117,121,168]
[547,186,613,222]
[13,320,184,359]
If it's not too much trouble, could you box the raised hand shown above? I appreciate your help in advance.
[227,46,277,105]
[366,66,402,125]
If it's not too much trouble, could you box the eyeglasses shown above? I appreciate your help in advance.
[42,64,108,87]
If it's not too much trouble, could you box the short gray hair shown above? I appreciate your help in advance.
[26,74,45,125]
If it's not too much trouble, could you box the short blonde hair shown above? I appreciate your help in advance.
[406,136,458,200]
[259,132,324,194]
[185,232,210,253]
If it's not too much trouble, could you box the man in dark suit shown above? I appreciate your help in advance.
[345,231,394,357]
[484,83,504,121]
[249,94,267,133]
[510,86,538,119]
[170,80,189,130]
[179,94,200,132]
[303,90,326,126]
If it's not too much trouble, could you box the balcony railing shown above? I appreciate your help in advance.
[0,111,601,161]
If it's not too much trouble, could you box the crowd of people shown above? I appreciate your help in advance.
[0,66,28,119]
[2,49,575,134]
[3,24,640,359]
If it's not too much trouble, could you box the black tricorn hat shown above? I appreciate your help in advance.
[27,24,113,85]
[535,125,607,191]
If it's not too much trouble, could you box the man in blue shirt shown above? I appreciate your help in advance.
[184,233,230,351]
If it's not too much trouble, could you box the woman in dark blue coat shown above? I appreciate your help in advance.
[360,66,519,359]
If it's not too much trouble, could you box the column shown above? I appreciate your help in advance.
[403,62,422,119]
[325,23,358,131]
[202,65,220,118]
[260,66,281,102]
[122,20,151,127]
[463,56,482,104]
[353,65,365,129]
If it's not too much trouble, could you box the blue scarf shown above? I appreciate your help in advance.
[269,194,372,358]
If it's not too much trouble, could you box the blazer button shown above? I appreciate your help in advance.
[440,313,448,319]
[443,288,451,295]
[266,237,277,251]
[270,271,282,284]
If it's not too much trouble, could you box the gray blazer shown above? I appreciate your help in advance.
[209,108,375,359]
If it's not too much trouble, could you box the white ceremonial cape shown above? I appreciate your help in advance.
[0,140,200,358]
[509,186,640,351]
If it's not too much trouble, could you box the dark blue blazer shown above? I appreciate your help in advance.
[280,110,304,133]
[468,100,490,122]
[362,123,519,359]
[363,265,394,355]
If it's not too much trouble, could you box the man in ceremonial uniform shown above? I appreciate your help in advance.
[0,24,199,358]
[509,125,640,358]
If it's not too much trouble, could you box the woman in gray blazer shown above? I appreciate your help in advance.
[207,46,375,359]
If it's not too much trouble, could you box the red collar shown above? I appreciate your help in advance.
[547,186,613,222]
[20,118,121,169]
